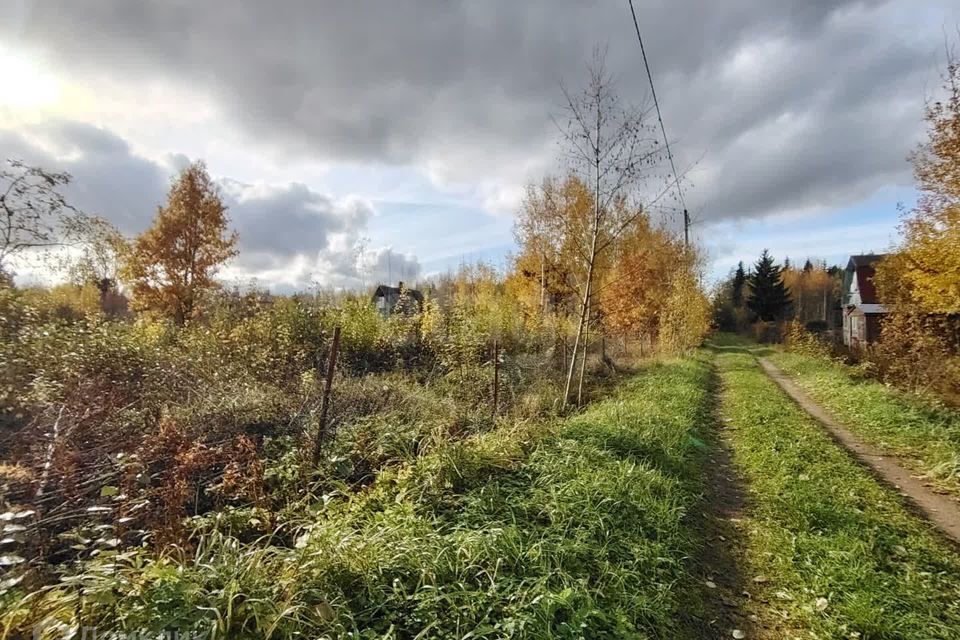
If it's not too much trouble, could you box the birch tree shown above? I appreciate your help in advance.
[556,51,661,405]
[0,160,97,278]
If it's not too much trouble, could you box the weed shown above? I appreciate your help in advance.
[4,359,716,639]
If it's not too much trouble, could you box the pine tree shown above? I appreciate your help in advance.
[731,261,747,307]
[747,250,792,321]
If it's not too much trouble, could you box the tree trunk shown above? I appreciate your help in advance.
[576,300,590,406]
[564,227,598,405]
[540,252,546,315]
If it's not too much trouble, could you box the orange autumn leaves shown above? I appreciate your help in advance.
[121,161,238,325]
[510,173,710,353]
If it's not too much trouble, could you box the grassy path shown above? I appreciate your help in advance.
[760,356,960,545]
[766,349,960,498]
[711,340,960,639]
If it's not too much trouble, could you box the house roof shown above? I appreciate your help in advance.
[372,285,424,303]
[850,303,888,314]
[847,254,887,269]
[845,254,888,305]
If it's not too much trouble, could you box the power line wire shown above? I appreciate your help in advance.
[626,0,689,245]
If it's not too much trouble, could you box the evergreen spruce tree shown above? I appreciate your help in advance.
[747,250,792,321]
[731,261,747,307]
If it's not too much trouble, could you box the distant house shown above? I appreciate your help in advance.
[842,254,888,347]
[372,282,424,317]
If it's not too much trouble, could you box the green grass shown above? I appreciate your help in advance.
[767,349,960,495]
[6,358,716,639]
[713,343,960,639]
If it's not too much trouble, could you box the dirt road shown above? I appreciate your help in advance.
[760,357,960,546]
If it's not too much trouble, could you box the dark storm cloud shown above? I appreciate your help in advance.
[1,0,945,221]
[1,120,394,288]
[0,121,171,232]
[221,179,373,256]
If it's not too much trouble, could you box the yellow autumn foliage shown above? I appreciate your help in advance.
[877,54,960,314]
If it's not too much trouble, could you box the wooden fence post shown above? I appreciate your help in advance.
[492,339,500,417]
[311,326,341,467]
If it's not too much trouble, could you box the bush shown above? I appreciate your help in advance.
[784,320,832,358]
[0,279,572,585]
[4,358,713,639]
[869,312,960,402]
[752,320,784,344]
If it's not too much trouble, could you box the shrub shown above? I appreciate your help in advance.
[784,320,832,358]
[752,320,784,344]
[869,312,960,401]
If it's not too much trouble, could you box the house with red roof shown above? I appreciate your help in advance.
[842,254,888,347]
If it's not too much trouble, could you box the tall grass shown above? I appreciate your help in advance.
[5,358,715,639]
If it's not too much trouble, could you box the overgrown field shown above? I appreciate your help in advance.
[767,349,960,496]
[4,358,715,639]
[713,342,960,639]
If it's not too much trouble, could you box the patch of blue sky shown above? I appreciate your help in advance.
[701,185,915,283]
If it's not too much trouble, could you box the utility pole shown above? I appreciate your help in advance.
[683,209,690,248]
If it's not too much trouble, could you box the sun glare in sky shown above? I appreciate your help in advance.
[0,44,60,110]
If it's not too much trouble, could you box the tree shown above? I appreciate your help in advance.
[871,39,960,394]
[554,49,662,405]
[511,175,593,321]
[731,261,747,307]
[0,159,98,278]
[781,259,838,325]
[876,43,960,315]
[747,250,792,321]
[122,161,238,324]
[598,214,677,340]
[65,219,129,314]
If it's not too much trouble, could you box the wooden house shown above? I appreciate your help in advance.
[842,254,888,347]
[372,282,424,317]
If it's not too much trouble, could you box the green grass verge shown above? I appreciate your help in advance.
[766,349,960,495]
[6,358,715,639]
[714,343,960,639]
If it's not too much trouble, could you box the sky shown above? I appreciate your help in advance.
[1,0,957,291]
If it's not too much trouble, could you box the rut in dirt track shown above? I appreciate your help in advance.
[684,370,768,640]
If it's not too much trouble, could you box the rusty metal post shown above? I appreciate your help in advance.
[312,326,341,466]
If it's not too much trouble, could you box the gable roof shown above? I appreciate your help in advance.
[372,285,424,303]
[845,254,888,306]
[847,254,887,269]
